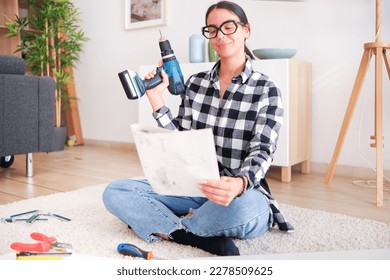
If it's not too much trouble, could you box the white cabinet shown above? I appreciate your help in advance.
[138,59,312,182]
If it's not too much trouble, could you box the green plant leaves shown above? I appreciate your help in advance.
[5,0,88,118]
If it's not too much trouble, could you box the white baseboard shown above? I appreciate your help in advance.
[305,162,390,180]
[83,139,137,152]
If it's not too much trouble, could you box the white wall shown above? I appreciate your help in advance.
[71,0,390,171]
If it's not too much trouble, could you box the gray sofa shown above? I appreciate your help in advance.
[0,55,56,176]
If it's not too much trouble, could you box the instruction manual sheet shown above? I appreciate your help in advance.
[131,124,220,197]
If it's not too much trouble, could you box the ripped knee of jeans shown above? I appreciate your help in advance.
[149,220,188,242]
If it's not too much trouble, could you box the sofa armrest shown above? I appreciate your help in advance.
[38,76,56,151]
[0,74,55,156]
[0,55,26,75]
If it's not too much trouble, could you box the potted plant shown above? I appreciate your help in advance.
[6,0,88,150]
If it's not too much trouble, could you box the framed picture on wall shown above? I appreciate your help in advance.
[125,0,167,30]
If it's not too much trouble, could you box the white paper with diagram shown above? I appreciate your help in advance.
[131,124,220,197]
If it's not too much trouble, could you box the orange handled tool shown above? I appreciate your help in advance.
[30,232,57,245]
[10,232,71,253]
[10,241,51,253]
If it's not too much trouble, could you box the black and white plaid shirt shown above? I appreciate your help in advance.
[153,57,283,188]
[153,57,294,232]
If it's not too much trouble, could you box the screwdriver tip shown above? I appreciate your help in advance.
[159,29,165,42]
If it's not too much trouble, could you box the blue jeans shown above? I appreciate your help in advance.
[102,178,271,242]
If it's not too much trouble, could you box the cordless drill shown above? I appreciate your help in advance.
[118,33,185,100]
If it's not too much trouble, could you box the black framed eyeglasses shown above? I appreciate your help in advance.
[201,20,245,39]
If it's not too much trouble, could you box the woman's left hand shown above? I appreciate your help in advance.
[199,176,244,206]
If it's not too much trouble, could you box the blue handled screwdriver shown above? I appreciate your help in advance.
[117,243,159,260]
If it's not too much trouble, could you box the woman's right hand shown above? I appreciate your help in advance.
[145,63,170,112]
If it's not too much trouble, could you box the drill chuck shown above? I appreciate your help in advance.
[159,37,185,95]
[159,40,175,61]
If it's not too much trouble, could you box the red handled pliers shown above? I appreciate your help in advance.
[10,232,72,253]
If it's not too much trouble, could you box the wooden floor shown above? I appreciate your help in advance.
[1,144,389,223]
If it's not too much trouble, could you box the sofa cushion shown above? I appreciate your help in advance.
[0,55,26,75]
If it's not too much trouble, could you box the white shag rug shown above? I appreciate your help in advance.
[1,183,389,259]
